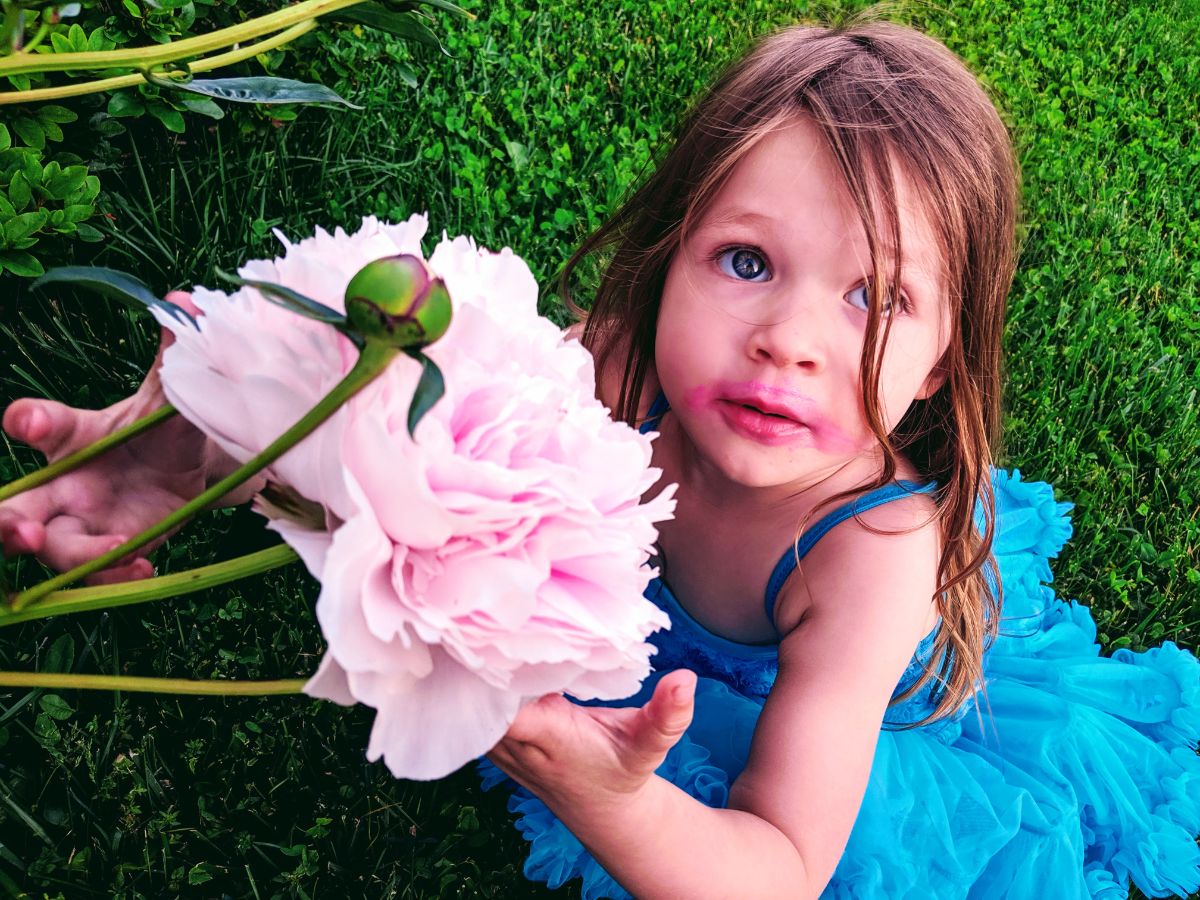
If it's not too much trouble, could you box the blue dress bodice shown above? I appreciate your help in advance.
[636,391,943,724]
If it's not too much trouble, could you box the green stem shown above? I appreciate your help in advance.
[0,404,176,504]
[0,544,298,627]
[20,21,49,54]
[11,340,397,611]
[0,0,367,76]
[0,20,318,105]
[0,672,307,695]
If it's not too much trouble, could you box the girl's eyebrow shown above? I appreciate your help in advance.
[697,208,777,231]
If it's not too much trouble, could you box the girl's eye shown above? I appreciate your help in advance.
[714,247,771,283]
[845,282,908,315]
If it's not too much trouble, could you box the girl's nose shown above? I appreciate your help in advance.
[744,293,827,371]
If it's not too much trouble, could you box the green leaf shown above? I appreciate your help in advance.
[166,76,362,109]
[86,27,113,53]
[0,124,9,151]
[12,117,45,150]
[505,140,529,170]
[8,171,32,210]
[67,174,101,205]
[37,105,77,125]
[214,269,348,328]
[107,91,145,118]
[0,194,15,218]
[187,863,214,886]
[40,121,63,143]
[394,62,418,89]
[38,694,73,721]
[148,104,186,133]
[50,32,73,53]
[5,210,49,244]
[0,252,45,277]
[19,151,41,184]
[95,117,126,137]
[61,204,93,224]
[74,223,103,242]
[330,5,445,51]
[176,95,224,120]
[44,633,74,672]
[68,23,87,51]
[407,0,473,16]
[406,353,445,437]
[46,166,88,199]
[31,266,198,328]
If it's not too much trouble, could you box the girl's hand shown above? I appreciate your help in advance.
[0,292,230,585]
[487,669,698,814]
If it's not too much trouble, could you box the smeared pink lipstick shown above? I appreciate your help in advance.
[684,381,857,452]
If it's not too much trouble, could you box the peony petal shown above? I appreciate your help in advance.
[304,653,357,706]
[343,392,455,550]
[355,646,524,780]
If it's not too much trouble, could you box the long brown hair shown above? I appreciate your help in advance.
[560,18,1019,724]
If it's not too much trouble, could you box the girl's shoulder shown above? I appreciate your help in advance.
[773,487,941,641]
[565,318,660,421]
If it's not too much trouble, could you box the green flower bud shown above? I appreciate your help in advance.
[344,255,453,348]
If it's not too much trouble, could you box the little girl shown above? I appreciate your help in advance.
[1,18,1197,900]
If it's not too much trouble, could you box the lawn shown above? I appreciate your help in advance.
[0,0,1196,896]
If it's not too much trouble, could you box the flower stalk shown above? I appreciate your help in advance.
[0,20,318,105]
[10,339,399,610]
[0,544,298,627]
[0,0,367,77]
[0,672,307,695]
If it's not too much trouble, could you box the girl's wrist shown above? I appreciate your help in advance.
[551,770,664,839]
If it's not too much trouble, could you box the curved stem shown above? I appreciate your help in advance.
[0,404,176,504]
[0,0,366,76]
[0,20,319,105]
[0,544,299,627]
[11,340,397,610]
[0,672,307,695]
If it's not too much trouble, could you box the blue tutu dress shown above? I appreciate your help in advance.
[479,396,1200,899]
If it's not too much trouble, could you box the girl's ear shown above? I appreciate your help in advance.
[915,357,949,400]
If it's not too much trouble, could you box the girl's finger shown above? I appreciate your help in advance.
[84,557,154,586]
[2,397,107,462]
[37,518,130,575]
[638,669,697,751]
[0,516,46,555]
[502,693,573,745]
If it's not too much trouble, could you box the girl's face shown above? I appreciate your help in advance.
[654,117,950,491]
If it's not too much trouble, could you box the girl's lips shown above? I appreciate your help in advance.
[683,381,858,453]
[717,400,816,446]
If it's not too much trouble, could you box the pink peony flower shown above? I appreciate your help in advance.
[155,216,675,780]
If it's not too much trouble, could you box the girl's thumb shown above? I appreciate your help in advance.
[643,670,697,748]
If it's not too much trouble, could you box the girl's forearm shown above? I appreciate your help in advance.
[553,774,815,900]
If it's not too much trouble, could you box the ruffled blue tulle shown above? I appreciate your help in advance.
[478,469,1200,899]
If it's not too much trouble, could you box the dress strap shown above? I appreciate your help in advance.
[638,390,670,434]
[763,480,937,629]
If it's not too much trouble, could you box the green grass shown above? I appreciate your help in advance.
[0,0,1197,896]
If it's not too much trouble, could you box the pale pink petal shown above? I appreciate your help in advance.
[304,653,357,706]
[355,647,524,780]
